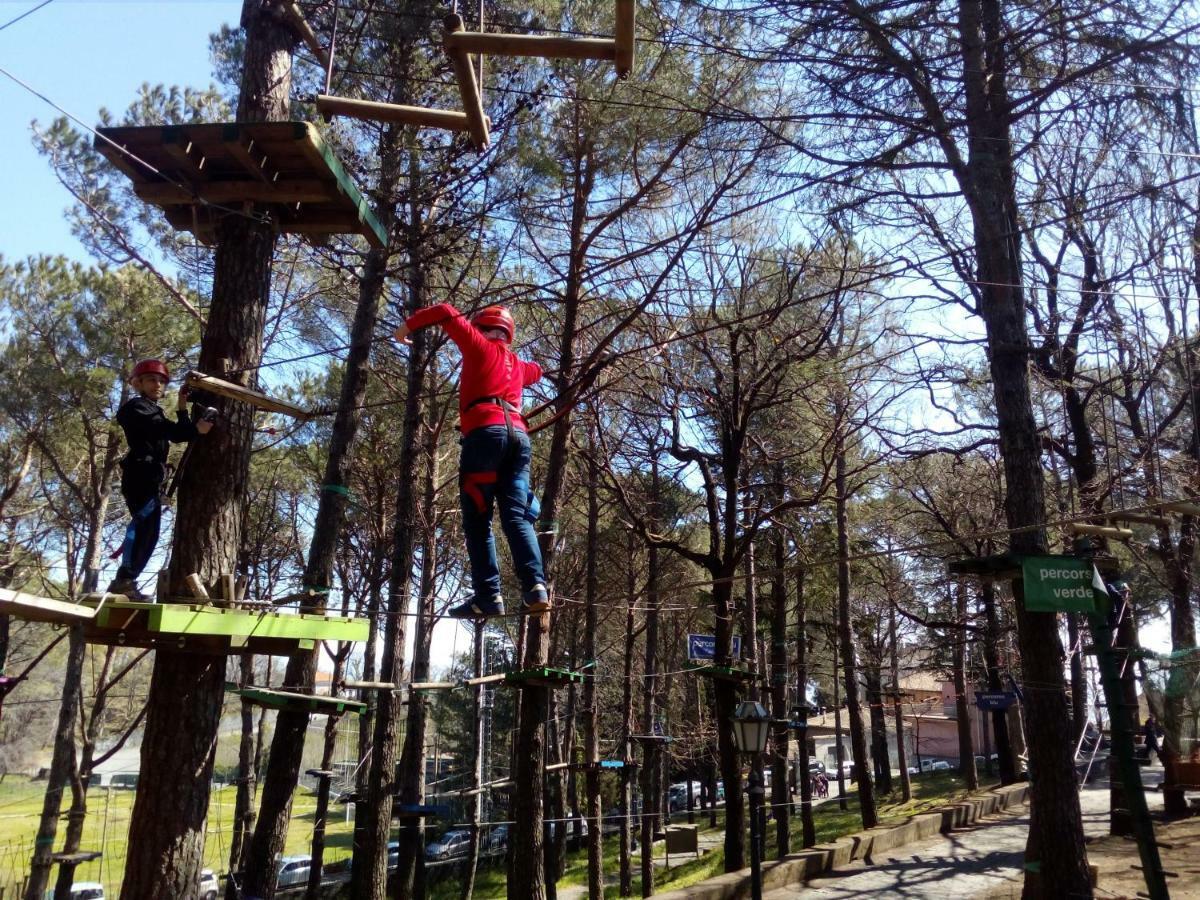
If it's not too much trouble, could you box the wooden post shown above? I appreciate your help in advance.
[156,571,171,603]
[442,14,491,150]
[220,574,237,607]
[615,0,635,77]
[185,574,210,600]
[305,770,334,900]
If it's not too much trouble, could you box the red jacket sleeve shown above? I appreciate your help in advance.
[521,360,543,386]
[405,303,488,356]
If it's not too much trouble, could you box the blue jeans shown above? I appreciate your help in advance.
[459,426,545,600]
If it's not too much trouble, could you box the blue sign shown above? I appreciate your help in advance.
[687,633,742,661]
[974,691,1017,711]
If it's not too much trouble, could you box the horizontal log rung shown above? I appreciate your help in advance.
[314,94,471,132]
[445,31,617,62]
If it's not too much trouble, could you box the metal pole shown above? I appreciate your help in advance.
[747,766,764,900]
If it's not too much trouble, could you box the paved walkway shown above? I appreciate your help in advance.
[762,771,1160,899]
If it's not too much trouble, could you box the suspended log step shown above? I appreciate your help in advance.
[1068,522,1134,540]
[313,94,472,133]
[631,733,674,745]
[1106,511,1172,527]
[184,371,315,420]
[545,761,572,773]
[443,15,492,150]
[340,679,399,690]
[614,0,635,76]
[684,662,758,683]
[393,802,449,819]
[225,682,366,716]
[463,672,508,686]
[502,666,586,688]
[946,552,1024,580]
[1162,500,1200,517]
[409,681,459,691]
[81,599,368,656]
[94,121,386,248]
[444,30,617,63]
[0,588,100,625]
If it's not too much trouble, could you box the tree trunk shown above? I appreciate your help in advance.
[795,566,816,846]
[980,579,1015,784]
[835,428,875,827]
[769,518,790,857]
[226,653,258,898]
[865,666,891,794]
[639,463,660,897]
[461,622,485,900]
[583,448,604,898]
[954,582,978,790]
[619,537,636,898]
[889,602,911,802]
[241,184,391,896]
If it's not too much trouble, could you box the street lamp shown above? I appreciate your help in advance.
[732,700,770,900]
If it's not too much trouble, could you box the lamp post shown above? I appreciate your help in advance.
[732,700,770,900]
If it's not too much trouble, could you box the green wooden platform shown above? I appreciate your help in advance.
[503,666,587,688]
[94,121,386,248]
[225,682,365,715]
[684,662,758,682]
[84,600,368,656]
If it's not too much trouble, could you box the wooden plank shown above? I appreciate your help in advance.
[184,371,315,420]
[162,133,207,181]
[614,0,635,77]
[444,31,617,62]
[0,589,96,624]
[443,15,491,151]
[314,94,471,131]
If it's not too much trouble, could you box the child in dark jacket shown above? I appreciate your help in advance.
[394,304,548,617]
[107,359,212,599]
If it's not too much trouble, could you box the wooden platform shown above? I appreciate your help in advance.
[82,599,368,656]
[0,588,101,625]
[684,662,758,682]
[94,121,386,248]
[225,682,365,715]
[502,666,586,688]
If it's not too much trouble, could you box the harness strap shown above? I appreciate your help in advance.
[466,395,522,442]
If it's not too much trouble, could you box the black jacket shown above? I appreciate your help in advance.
[116,396,197,482]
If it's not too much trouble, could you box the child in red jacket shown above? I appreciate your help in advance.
[394,304,549,617]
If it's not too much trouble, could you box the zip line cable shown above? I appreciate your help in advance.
[0,0,53,33]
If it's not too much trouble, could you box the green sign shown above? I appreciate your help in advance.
[1021,556,1100,613]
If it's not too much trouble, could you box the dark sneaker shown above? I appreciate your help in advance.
[106,578,148,601]
[448,596,505,619]
[523,584,550,613]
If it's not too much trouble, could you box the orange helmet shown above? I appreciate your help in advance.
[470,306,514,343]
[131,359,170,382]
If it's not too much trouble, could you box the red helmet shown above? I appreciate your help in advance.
[470,306,515,343]
[131,359,170,382]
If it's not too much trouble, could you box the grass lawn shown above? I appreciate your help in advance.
[0,776,357,896]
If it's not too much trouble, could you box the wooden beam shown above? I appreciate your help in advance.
[444,30,617,63]
[545,761,571,773]
[277,0,332,72]
[614,0,635,77]
[163,136,207,181]
[314,94,471,131]
[185,573,210,600]
[222,134,279,185]
[409,681,458,691]
[135,180,337,206]
[443,14,491,151]
[184,370,315,420]
[1067,522,1133,540]
[341,680,398,690]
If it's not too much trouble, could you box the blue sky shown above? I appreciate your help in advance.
[0,0,241,262]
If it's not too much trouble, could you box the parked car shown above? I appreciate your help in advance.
[109,773,138,790]
[426,829,472,861]
[44,885,104,900]
[387,840,399,869]
[485,823,509,851]
[808,761,826,776]
[275,855,311,888]
[668,781,703,811]
[930,760,951,772]
[199,868,218,900]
